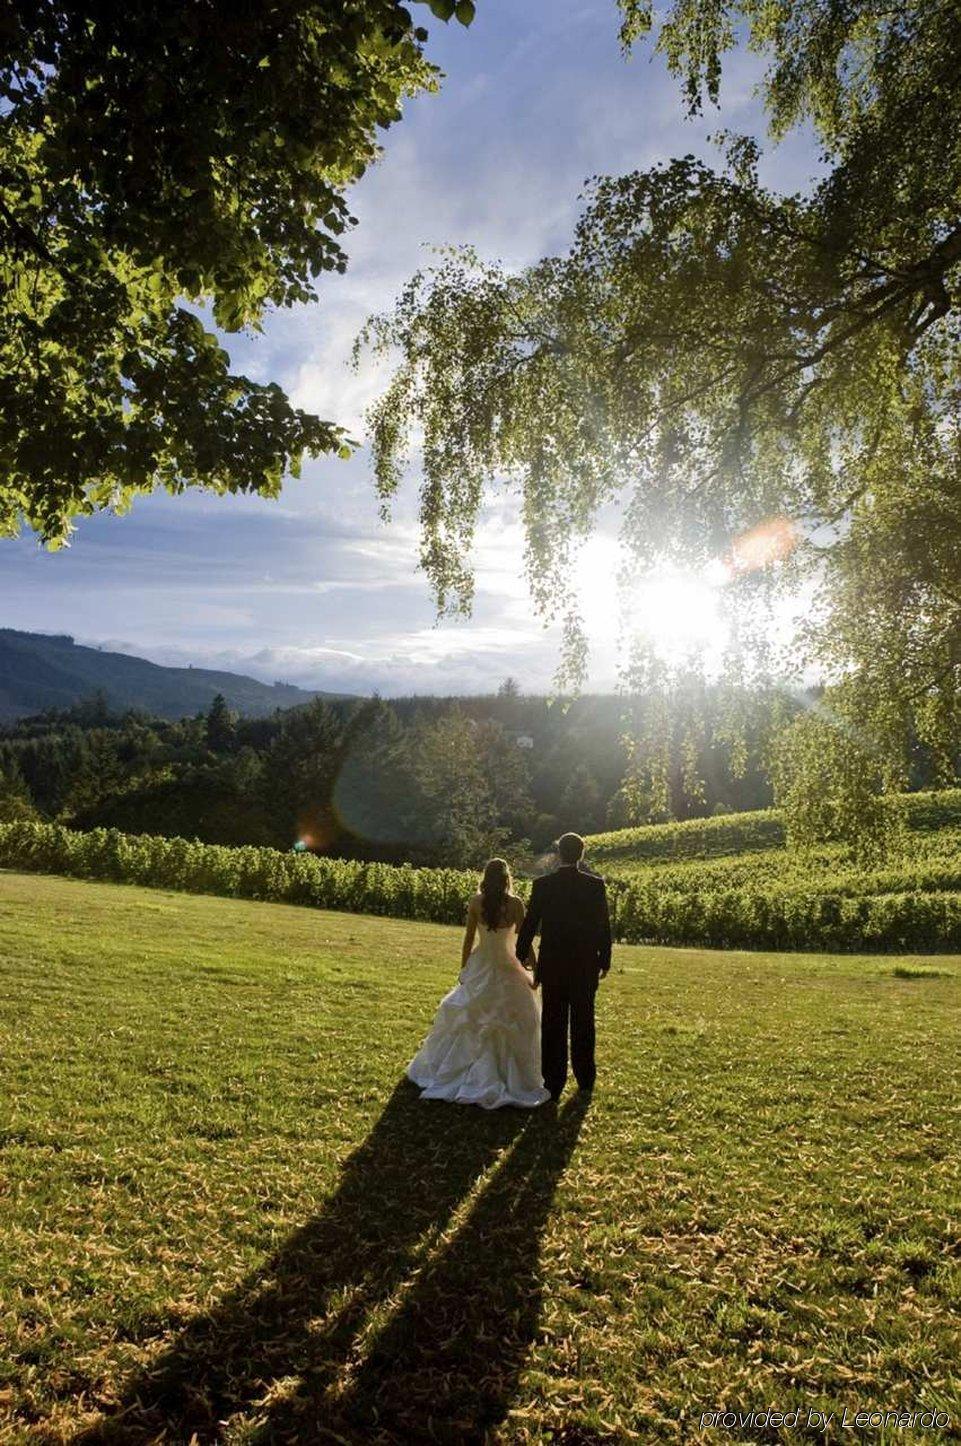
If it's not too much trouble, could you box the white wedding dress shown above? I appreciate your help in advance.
[407,920,550,1109]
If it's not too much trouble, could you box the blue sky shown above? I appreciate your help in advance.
[1,1,819,695]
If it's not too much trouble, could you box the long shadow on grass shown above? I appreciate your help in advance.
[82,1080,587,1443]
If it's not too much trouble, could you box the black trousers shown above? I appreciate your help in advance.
[541,969,598,1094]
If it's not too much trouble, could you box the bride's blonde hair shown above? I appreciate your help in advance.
[479,857,511,930]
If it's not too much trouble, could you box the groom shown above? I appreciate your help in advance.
[516,832,612,1100]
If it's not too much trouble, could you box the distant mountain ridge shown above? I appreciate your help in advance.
[0,629,345,721]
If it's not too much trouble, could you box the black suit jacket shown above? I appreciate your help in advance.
[516,863,612,986]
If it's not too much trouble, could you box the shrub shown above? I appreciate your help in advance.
[3,817,961,953]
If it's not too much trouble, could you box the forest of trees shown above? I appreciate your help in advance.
[0,684,786,867]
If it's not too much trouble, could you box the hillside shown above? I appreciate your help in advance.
[585,789,961,869]
[0,628,349,721]
[581,790,961,950]
[2,872,958,1440]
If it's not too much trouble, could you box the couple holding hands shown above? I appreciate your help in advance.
[407,832,612,1110]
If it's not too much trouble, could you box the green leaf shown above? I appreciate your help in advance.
[0,0,442,543]
[454,0,476,23]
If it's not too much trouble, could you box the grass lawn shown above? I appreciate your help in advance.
[2,871,960,1444]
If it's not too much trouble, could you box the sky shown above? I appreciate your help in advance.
[0,1,820,696]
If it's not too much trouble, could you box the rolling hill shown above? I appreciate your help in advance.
[581,789,961,950]
[0,628,348,721]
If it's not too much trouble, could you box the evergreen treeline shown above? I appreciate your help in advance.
[0,682,782,866]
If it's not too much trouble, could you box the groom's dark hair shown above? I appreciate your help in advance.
[556,832,585,864]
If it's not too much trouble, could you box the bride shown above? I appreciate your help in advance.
[406,858,551,1109]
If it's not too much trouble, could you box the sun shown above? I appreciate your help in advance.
[628,569,729,663]
[573,537,729,665]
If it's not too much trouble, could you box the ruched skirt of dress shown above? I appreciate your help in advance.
[407,925,550,1109]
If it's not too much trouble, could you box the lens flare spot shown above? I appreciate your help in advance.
[728,516,799,576]
[293,813,338,854]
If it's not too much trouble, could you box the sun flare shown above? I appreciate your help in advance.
[629,570,729,662]
[573,537,729,666]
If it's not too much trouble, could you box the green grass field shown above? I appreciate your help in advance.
[2,871,961,1443]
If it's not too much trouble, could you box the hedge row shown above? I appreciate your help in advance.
[3,820,960,953]
[612,881,961,953]
[0,820,490,926]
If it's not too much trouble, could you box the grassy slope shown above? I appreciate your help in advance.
[2,872,961,1443]
[585,789,961,892]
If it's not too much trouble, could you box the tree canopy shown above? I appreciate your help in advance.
[359,0,961,837]
[0,0,474,543]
